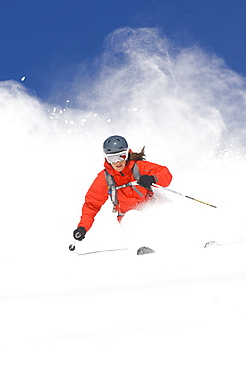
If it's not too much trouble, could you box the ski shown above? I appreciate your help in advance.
[204,240,243,248]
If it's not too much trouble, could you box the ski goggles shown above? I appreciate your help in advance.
[105,149,129,163]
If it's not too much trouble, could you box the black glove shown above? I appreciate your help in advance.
[73,227,86,241]
[137,175,156,189]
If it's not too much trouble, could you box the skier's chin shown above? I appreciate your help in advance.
[111,161,126,171]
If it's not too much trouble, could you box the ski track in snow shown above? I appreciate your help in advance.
[1,28,246,370]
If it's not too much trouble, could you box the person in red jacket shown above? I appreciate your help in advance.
[73,135,172,254]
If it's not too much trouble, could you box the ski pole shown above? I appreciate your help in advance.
[131,181,217,208]
[161,187,217,208]
[74,248,128,256]
[68,239,128,254]
[69,240,77,251]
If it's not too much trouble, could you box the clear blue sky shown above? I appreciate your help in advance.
[1,0,245,101]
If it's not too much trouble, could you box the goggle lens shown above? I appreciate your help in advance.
[105,150,128,163]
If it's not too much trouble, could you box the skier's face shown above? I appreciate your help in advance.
[111,160,126,172]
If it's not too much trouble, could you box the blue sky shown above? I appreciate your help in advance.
[1,0,245,101]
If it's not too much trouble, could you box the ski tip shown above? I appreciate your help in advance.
[137,247,155,255]
[204,241,216,248]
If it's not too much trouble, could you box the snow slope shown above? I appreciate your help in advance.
[0,28,246,369]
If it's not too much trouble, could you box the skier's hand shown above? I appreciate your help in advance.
[73,227,86,241]
[137,175,156,189]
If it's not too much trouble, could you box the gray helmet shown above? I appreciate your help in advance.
[103,135,128,154]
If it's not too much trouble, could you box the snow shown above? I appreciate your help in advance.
[0,28,246,369]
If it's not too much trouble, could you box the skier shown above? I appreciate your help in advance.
[73,135,172,254]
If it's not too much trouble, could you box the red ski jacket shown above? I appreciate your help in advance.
[78,159,172,232]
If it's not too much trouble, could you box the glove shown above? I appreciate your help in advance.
[73,227,86,241]
[137,175,156,189]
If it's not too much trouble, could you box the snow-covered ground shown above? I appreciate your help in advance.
[0,29,246,369]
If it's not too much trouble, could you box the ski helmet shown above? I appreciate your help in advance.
[103,135,128,154]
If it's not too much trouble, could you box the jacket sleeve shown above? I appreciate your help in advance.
[138,161,172,188]
[78,171,109,232]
